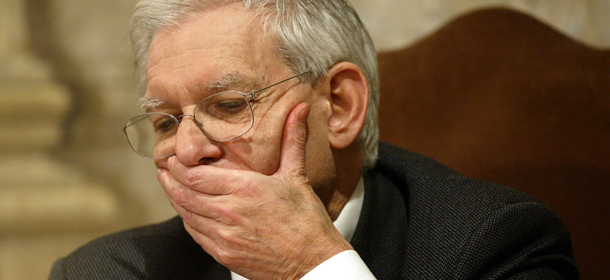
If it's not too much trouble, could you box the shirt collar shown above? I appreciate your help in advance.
[332,177,365,243]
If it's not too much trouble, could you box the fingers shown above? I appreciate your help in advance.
[158,168,219,217]
[165,156,237,195]
[166,188,252,267]
[277,102,310,179]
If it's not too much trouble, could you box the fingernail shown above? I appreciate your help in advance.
[299,103,311,122]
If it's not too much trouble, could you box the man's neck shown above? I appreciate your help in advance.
[325,147,365,221]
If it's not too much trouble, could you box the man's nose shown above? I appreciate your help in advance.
[174,116,222,166]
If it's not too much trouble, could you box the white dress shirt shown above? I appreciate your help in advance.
[231,178,376,279]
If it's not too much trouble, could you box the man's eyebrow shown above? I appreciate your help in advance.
[203,71,262,93]
[139,72,262,112]
[140,96,165,112]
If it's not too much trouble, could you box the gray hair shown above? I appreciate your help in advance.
[130,0,379,169]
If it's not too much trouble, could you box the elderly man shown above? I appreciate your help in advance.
[50,0,579,279]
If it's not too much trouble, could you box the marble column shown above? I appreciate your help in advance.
[0,0,121,279]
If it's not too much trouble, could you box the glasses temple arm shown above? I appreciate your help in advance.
[245,71,309,100]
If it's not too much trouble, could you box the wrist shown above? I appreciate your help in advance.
[289,236,353,279]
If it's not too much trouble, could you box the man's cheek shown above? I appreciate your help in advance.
[253,142,284,175]
[227,148,279,176]
[221,134,281,174]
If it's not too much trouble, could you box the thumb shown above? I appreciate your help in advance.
[277,102,310,179]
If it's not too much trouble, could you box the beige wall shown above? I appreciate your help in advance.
[1,0,608,279]
[351,0,610,50]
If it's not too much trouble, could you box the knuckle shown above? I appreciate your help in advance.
[173,187,188,207]
[215,204,240,225]
[182,213,195,228]
[213,235,248,269]
[292,129,307,148]
[183,170,200,185]
[214,248,239,267]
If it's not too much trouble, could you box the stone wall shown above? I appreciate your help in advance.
[1,0,608,279]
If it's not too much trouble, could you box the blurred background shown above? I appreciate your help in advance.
[0,0,608,279]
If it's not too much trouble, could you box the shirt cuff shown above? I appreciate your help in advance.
[300,250,376,280]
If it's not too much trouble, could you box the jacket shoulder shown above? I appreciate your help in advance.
[376,142,538,207]
[49,216,212,280]
[373,143,579,279]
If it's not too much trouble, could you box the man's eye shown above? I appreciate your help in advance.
[218,99,247,112]
[153,118,177,135]
[197,91,251,122]
[204,99,248,118]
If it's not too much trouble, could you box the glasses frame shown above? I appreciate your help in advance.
[123,71,309,159]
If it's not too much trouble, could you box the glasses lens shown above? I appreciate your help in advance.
[123,91,254,159]
[195,90,254,141]
[124,113,178,159]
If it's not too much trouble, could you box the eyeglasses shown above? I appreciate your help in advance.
[123,71,308,159]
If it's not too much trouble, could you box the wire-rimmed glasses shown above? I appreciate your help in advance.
[123,71,308,159]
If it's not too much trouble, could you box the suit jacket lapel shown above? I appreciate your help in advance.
[351,170,409,279]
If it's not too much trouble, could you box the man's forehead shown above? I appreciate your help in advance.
[145,4,278,81]
[142,3,282,113]
[147,3,269,59]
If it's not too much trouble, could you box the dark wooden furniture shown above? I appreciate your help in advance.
[377,8,610,279]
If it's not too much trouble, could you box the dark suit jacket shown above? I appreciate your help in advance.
[49,143,579,279]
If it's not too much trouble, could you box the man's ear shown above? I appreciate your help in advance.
[325,62,369,150]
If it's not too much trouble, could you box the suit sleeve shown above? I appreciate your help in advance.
[452,201,580,279]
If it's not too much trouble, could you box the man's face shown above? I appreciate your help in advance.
[145,3,337,199]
